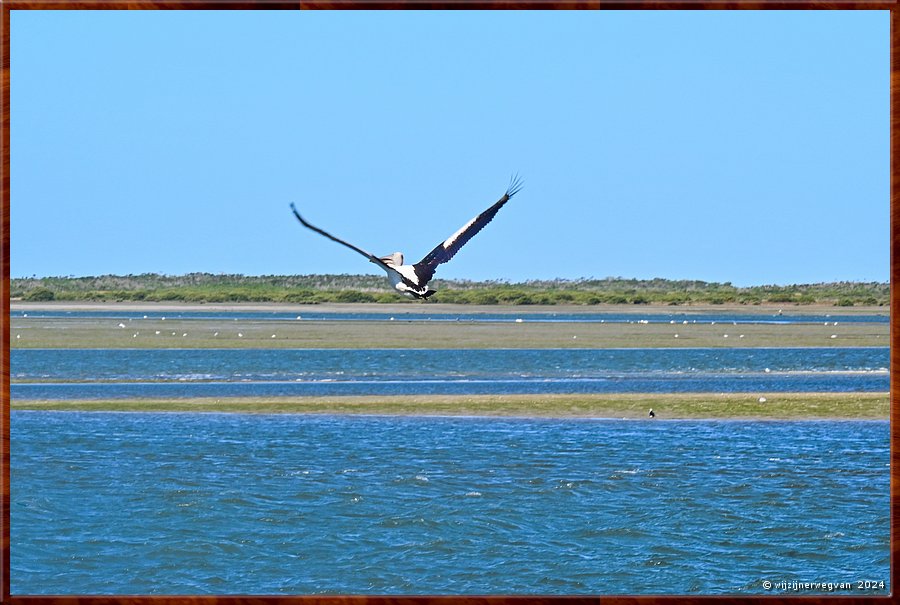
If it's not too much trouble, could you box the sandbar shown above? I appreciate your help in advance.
[9,303,888,349]
[11,392,889,420]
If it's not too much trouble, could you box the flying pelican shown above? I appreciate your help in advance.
[290,176,523,299]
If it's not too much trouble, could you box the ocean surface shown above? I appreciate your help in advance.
[11,347,889,399]
[12,412,889,595]
[11,311,890,594]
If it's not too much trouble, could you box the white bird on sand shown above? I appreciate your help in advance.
[290,176,523,300]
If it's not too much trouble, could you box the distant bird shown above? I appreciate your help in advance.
[290,176,523,299]
[648,409,656,418]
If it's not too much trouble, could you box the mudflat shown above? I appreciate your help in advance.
[9,302,888,349]
[11,392,888,419]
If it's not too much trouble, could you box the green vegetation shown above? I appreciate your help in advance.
[23,287,55,301]
[9,273,890,306]
[11,392,889,419]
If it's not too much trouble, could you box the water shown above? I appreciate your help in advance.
[11,315,890,594]
[12,412,889,595]
[11,347,889,399]
[11,308,888,324]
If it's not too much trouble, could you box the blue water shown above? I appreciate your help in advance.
[11,308,888,324]
[11,325,890,594]
[12,412,889,595]
[11,348,889,399]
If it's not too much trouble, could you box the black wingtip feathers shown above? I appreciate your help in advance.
[506,173,524,199]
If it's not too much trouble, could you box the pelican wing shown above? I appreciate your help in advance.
[413,175,522,285]
[290,204,409,283]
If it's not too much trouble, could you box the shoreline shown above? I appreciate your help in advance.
[11,300,889,316]
[11,392,889,420]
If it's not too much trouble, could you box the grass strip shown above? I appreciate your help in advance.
[11,392,889,419]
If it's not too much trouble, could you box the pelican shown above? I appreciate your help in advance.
[290,176,523,299]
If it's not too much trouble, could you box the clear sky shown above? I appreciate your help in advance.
[11,10,888,286]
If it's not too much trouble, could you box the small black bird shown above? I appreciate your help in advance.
[648,409,656,418]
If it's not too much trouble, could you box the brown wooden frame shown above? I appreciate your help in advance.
[0,2,895,603]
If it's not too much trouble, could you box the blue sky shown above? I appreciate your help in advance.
[11,10,888,286]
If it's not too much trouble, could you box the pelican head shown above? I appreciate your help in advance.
[377,252,404,266]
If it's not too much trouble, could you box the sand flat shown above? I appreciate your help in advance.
[11,392,889,419]
[10,313,888,349]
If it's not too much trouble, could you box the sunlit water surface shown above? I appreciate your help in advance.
[12,412,889,595]
[10,347,888,399]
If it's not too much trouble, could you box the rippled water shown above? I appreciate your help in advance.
[12,347,889,399]
[12,412,889,595]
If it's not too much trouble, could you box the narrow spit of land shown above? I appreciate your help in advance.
[11,393,889,419]
[9,302,888,349]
